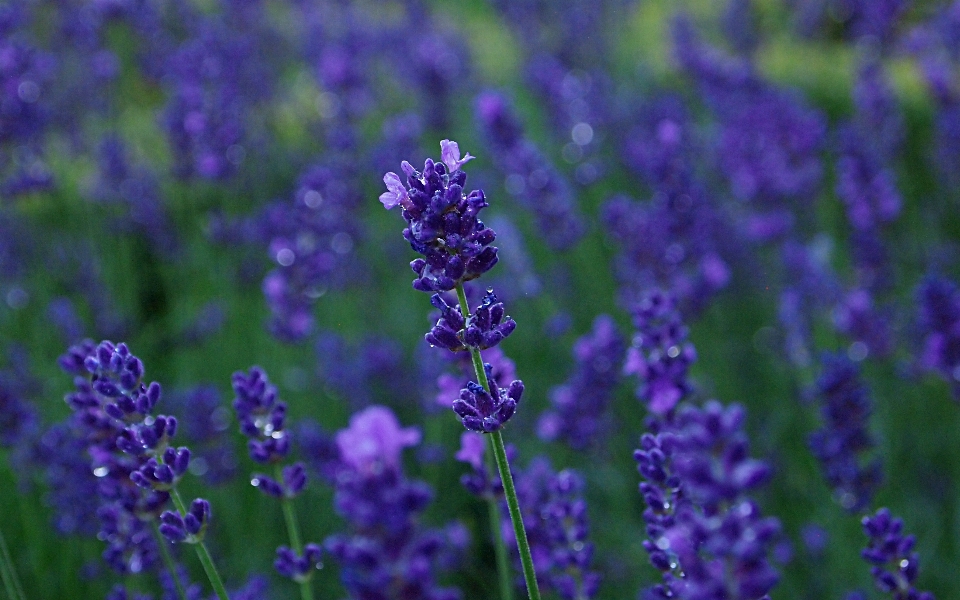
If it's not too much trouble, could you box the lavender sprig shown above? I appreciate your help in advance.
[232,367,319,599]
[59,340,229,599]
[861,508,935,600]
[381,140,541,600]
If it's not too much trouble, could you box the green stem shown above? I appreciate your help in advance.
[169,488,230,600]
[455,283,541,600]
[275,466,315,600]
[0,522,26,600]
[152,524,188,600]
[489,431,541,600]
[484,437,515,600]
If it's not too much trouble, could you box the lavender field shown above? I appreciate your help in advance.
[1,0,959,599]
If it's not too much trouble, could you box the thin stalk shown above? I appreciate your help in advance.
[275,466,315,600]
[152,524,187,600]
[455,283,541,600]
[489,430,541,600]
[169,488,230,600]
[0,523,26,600]
[484,438,515,600]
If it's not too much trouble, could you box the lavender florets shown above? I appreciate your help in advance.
[380,140,498,293]
[453,372,524,433]
[861,508,935,600]
[425,289,516,352]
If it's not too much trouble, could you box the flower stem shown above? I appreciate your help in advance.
[489,430,541,600]
[152,523,188,600]
[0,522,26,600]
[169,488,230,600]
[484,437,516,600]
[275,466,315,600]
[455,283,541,600]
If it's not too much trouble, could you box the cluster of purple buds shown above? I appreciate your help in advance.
[624,290,697,414]
[380,140,499,293]
[159,498,210,544]
[425,289,516,352]
[275,544,323,583]
[861,508,935,600]
[325,406,462,600]
[64,340,160,422]
[453,366,524,433]
[232,366,290,464]
[250,463,307,500]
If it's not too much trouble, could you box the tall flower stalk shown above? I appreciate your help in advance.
[380,140,541,600]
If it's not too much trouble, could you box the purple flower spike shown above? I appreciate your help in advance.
[275,544,323,583]
[860,508,935,600]
[381,140,499,293]
[452,377,523,433]
[250,473,285,498]
[232,367,290,463]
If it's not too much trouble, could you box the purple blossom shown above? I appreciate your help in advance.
[809,353,882,512]
[381,140,499,293]
[475,91,585,249]
[231,366,290,463]
[326,406,462,600]
[425,289,517,352]
[537,314,625,449]
[861,508,935,600]
[502,456,601,599]
[262,160,364,342]
[915,275,960,399]
[335,405,421,473]
[636,402,780,600]
[275,544,323,583]
[624,291,697,414]
[452,371,524,433]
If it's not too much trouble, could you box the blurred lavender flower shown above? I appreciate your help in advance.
[262,160,364,341]
[537,315,625,449]
[673,15,826,241]
[325,405,463,600]
[624,291,697,415]
[860,508,935,600]
[637,402,780,600]
[88,136,178,256]
[0,29,55,197]
[809,354,883,512]
[915,275,960,399]
[475,92,585,250]
[508,457,601,600]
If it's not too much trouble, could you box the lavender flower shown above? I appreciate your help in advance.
[624,290,697,415]
[637,402,780,600]
[475,91,585,249]
[453,370,525,434]
[537,314,625,449]
[508,457,601,600]
[809,353,882,512]
[861,508,935,600]
[915,275,960,399]
[325,406,462,600]
[262,160,364,341]
[231,366,290,465]
[425,289,517,352]
[380,139,498,293]
[55,339,215,573]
